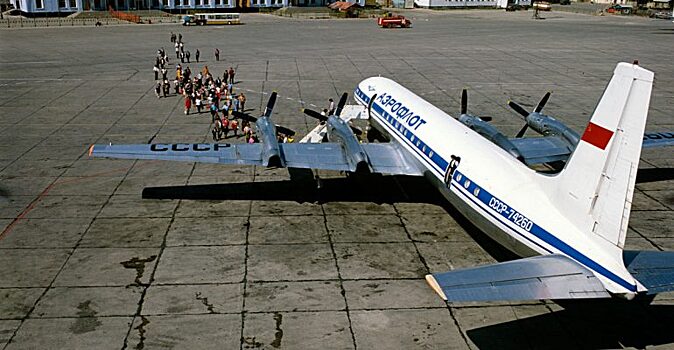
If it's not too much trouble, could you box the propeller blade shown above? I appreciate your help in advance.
[534,91,551,113]
[479,116,493,122]
[275,125,296,137]
[231,111,257,122]
[508,100,530,119]
[263,91,278,118]
[350,125,363,136]
[334,92,348,117]
[515,124,529,138]
[461,89,468,115]
[302,108,328,122]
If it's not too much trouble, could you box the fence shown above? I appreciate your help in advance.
[109,6,141,23]
[0,14,180,28]
[0,17,125,27]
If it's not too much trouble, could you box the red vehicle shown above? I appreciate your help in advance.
[377,15,411,28]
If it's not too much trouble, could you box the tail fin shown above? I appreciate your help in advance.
[555,62,654,249]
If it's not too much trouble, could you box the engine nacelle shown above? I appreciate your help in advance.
[459,114,523,160]
[526,113,580,146]
[327,116,371,173]
[256,117,284,167]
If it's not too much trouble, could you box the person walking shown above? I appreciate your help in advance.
[230,118,238,137]
[170,32,176,43]
[185,50,191,63]
[223,70,229,84]
[175,42,180,59]
[184,95,192,115]
[178,33,182,43]
[238,93,246,112]
[214,48,220,61]
[162,80,170,97]
[212,117,222,141]
[228,67,235,84]
[195,49,200,63]
[196,95,203,113]
[155,82,161,98]
[221,116,230,139]
[328,98,335,115]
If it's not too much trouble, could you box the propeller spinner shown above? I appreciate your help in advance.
[508,92,551,138]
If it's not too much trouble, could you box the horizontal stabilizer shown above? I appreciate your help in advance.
[624,250,674,294]
[426,255,610,302]
[508,136,572,165]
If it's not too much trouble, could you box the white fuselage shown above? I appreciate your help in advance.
[354,77,639,297]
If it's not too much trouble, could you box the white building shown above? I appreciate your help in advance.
[11,0,83,14]
[11,0,288,14]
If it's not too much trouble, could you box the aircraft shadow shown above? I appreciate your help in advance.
[142,173,446,205]
[142,171,519,261]
[636,167,674,183]
[466,300,674,349]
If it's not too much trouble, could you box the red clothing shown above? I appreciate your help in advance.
[185,97,191,108]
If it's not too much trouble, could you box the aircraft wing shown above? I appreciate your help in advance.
[89,142,424,176]
[642,132,674,148]
[508,136,573,165]
[425,255,611,302]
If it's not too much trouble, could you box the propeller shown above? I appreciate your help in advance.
[460,89,493,122]
[334,92,348,117]
[508,91,551,138]
[231,92,295,136]
[301,108,327,122]
[263,91,277,118]
[302,92,363,136]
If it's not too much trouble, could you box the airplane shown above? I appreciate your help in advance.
[90,62,674,302]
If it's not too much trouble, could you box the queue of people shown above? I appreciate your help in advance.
[155,32,254,142]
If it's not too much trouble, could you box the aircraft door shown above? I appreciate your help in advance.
[444,155,460,187]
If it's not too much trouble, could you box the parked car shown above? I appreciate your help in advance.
[606,4,633,15]
[505,4,526,11]
[651,11,673,20]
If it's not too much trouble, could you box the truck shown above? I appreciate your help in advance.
[377,14,411,28]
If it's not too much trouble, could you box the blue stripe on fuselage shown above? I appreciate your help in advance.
[354,86,637,293]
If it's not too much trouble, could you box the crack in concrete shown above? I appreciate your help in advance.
[120,256,157,286]
[133,316,150,350]
[270,312,283,348]
[242,336,263,348]
[195,292,216,314]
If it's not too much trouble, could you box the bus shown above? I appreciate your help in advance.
[183,13,241,26]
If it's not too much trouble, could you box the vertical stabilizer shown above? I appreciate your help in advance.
[556,63,654,250]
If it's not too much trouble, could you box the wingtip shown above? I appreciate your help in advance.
[425,274,447,301]
[88,144,95,157]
